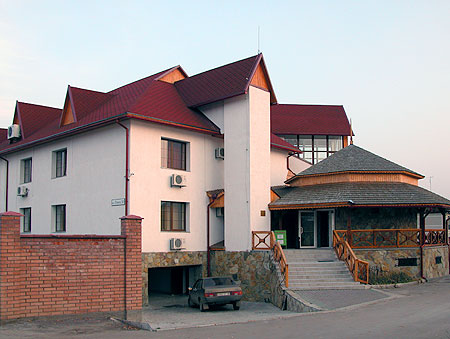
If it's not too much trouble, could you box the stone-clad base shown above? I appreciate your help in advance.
[142,250,277,305]
[423,246,449,279]
[354,246,449,280]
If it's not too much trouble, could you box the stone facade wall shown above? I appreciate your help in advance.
[354,246,449,281]
[423,246,449,279]
[354,248,421,279]
[210,251,273,302]
[336,207,418,230]
[0,212,142,321]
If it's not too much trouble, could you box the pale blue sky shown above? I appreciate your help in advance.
[1,1,449,197]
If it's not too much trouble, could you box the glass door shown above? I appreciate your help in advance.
[299,211,316,248]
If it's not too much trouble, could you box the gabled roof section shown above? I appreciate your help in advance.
[16,102,61,140]
[175,54,277,108]
[69,86,115,121]
[271,133,301,153]
[60,87,76,126]
[286,145,423,183]
[271,104,352,136]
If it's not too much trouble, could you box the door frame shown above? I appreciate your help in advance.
[298,211,316,248]
[298,209,335,248]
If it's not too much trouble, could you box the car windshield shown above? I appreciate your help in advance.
[203,277,235,287]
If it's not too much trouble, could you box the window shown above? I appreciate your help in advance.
[53,149,67,178]
[161,201,186,231]
[279,135,345,164]
[21,158,32,183]
[20,207,31,233]
[53,204,66,232]
[161,139,186,170]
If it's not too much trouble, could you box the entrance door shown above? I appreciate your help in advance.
[317,211,330,247]
[299,212,315,248]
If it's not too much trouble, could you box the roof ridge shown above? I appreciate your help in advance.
[107,67,175,93]
[274,103,344,108]
[181,54,259,81]
[17,101,62,111]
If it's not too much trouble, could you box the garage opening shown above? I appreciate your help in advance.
[148,265,202,305]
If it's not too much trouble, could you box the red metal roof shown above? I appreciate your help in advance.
[175,54,277,108]
[271,104,351,136]
[271,134,301,153]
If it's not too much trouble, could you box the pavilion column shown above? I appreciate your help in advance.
[442,210,448,245]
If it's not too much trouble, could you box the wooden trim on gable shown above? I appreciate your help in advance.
[158,68,187,84]
[61,98,75,126]
[271,189,280,203]
[250,63,269,90]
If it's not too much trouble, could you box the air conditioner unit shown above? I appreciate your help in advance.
[170,238,186,250]
[17,186,29,197]
[215,147,225,159]
[171,174,186,187]
[216,207,224,217]
[7,124,21,140]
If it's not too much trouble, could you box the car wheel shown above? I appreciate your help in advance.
[200,301,207,312]
[232,301,240,310]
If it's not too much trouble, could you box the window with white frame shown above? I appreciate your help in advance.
[52,149,67,178]
[20,158,32,183]
[20,207,31,233]
[52,204,66,232]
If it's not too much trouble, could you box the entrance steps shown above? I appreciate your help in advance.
[284,249,366,290]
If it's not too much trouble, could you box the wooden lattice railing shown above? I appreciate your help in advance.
[335,229,447,248]
[252,231,289,287]
[333,231,369,284]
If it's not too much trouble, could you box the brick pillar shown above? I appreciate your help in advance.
[120,215,143,321]
[0,212,24,322]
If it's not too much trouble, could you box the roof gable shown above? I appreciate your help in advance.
[174,54,276,107]
[156,66,188,84]
[287,145,423,183]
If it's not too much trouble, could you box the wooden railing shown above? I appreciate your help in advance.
[335,229,447,248]
[424,229,447,246]
[252,231,289,287]
[333,231,369,284]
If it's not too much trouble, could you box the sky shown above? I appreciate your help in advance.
[0,1,449,198]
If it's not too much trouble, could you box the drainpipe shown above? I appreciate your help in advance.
[116,121,129,216]
[0,156,9,211]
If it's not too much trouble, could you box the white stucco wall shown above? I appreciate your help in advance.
[270,148,289,186]
[199,101,224,132]
[289,155,311,175]
[2,124,126,234]
[128,120,224,253]
[223,86,271,251]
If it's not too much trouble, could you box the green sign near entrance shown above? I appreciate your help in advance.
[273,230,287,247]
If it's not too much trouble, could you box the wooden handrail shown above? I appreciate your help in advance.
[252,231,289,287]
[333,231,369,284]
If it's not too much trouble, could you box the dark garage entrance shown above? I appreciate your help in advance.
[148,265,202,300]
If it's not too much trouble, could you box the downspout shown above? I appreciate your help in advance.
[0,156,9,211]
[116,121,129,216]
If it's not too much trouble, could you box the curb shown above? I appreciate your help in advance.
[110,317,155,331]
[371,278,426,289]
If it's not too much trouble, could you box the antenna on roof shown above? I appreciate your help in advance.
[257,26,261,54]
[350,118,353,145]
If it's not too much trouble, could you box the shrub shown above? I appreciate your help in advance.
[369,270,414,285]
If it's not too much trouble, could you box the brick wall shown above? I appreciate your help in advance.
[0,212,142,321]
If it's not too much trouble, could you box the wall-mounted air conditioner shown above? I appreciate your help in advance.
[170,238,186,250]
[7,124,21,140]
[17,186,29,197]
[215,147,225,159]
[171,174,186,187]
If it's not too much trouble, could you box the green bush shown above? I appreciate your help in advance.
[369,271,414,285]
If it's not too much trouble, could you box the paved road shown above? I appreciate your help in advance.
[1,276,450,338]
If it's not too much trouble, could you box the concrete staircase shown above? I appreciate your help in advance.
[284,249,366,290]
